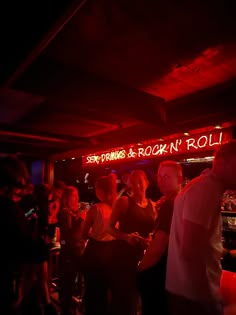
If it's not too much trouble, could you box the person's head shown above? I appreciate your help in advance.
[24,183,34,195]
[34,184,51,201]
[121,172,130,186]
[157,160,183,196]
[95,173,117,205]
[61,186,79,211]
[53,180,66,200]
[212,140,236,190]
[0,155,29,202]
[128,170,149,198]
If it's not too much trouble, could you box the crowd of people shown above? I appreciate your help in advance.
[1,139,236,315]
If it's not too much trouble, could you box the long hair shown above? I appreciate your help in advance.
[95,173,117,206]
[61,186,79,212]
[128,169,149,187]
[0,155,29,190]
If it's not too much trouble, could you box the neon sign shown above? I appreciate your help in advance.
[82,129,232,166]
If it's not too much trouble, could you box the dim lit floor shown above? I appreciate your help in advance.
[224,305,236,315]
[47,268,236,315]
[51,291,83,315]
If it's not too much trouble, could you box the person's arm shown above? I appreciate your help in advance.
[48,200,60,225]
[138,198,174,271]
[80,205,97,239]
[60,209,72,230]
[107,196,129,241]
[180,186,216,262]
[107,196,140,245]
[138,230,168,271]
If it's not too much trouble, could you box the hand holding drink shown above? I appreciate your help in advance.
[127,232,152,248]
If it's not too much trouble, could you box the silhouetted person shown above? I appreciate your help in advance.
[0,156,30,314]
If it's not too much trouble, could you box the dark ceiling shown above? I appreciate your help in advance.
[0,0,236,160]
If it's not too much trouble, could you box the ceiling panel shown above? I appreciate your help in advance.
[0,88,44,124]
[0,0,235,158]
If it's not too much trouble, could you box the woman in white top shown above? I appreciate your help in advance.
[80,174,117,315]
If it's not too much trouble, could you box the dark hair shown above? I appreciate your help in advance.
[0,155,29,189]
[61,186,79,209]
[214,140,236,161]
[54,180,66,190]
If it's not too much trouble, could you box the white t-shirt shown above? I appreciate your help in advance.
[166,170,224,302]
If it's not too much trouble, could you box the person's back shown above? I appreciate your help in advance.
[166,171,223,302]
[166,140,236,315]
[81,174,117,315]
[0,155,30,313]
[89,202,114,241]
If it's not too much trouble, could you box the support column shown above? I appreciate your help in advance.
[44,160,54,186]
[30,160,54,186]
[31,160,45,185]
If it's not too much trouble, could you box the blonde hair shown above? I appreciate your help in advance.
[158,160,183,177]
[129,170,149,186]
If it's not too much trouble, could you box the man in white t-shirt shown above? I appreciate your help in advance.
[166,140,236,315]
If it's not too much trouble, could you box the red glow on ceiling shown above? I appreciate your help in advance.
[143,44,236,101]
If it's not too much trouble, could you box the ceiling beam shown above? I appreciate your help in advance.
[50,81,236,160]
[3,0,88,88]
[0,130,68,143]
[15,62,167,127]
[0,124,90,146]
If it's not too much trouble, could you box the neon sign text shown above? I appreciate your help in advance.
[83,129,231,166]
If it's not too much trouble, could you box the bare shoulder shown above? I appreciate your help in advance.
[87,204,98,216]
[113,196,129,215]
[115,195,129,206]
[182,174,219,198]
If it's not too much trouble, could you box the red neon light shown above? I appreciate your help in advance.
[82,129,232,166]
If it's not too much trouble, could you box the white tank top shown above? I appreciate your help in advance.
[90,202,114,241]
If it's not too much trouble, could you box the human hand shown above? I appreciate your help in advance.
[126,233,142,246]
[134,232,153,247]
[141,237,152,248]
[126,232,151,248]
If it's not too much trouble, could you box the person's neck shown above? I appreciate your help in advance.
[164,188,180,197]
[101,197,115,207]
[134,194,147,205]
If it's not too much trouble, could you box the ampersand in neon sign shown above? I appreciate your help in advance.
[128,148,137,158]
